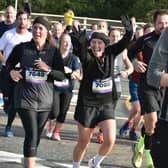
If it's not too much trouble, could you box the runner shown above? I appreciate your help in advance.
[71,15,133,168]
[5,16,65,168]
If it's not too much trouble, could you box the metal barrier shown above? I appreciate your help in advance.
[0,11,146,31]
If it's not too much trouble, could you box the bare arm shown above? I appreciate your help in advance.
[160,74,168,87]
[120,49,134,78]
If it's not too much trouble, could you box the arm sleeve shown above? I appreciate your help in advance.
[23,1,32,15]
[6,44,22,72]
[106,29,133,57]
[0,33,7,50]
[70,30,91,64]
[128,37,144,60]
[147,28,168,88]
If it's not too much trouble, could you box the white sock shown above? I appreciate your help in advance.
[93,154,106,167]
[72,161,80,168]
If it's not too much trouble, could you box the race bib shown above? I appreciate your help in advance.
[92,77,113,94]
[54,78,70,90]
[25,68,48,84]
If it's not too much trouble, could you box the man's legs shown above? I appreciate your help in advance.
[119,79,141,141]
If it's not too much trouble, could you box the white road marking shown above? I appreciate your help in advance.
[0,151,88,168]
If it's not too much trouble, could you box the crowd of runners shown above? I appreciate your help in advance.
[0,1,168,168]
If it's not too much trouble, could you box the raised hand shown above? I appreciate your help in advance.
[120,15,133,32]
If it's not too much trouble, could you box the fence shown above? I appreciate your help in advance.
[0,11,146,31]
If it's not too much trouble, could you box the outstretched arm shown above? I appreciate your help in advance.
[23,0,32,15]
[106,15,133,57]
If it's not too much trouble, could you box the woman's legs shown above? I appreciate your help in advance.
[18,109,49,168]
[53,92,72,140]
[88,119,116,168]
[73,122,92,165]
[98,119,116,155]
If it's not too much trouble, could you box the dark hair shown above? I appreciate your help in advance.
[16,10,29,19]
[33,16,50,31]
[153,9,168,23]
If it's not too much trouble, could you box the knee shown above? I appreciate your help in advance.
[24,136,38,157]
[103,137,115,148]
[77,137,90,150]
[24,145,37,157]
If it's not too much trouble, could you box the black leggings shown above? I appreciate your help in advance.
[0,66,17,127]
[49,91,72,122]
[151,120,168,168]
[18,109,49,157]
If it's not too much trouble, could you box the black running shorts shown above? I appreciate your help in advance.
[74,101,117,128]
[138,88,161,115]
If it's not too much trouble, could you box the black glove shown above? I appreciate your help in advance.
[120,15,133,32]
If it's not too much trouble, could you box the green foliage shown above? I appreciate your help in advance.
[1,0,168,22]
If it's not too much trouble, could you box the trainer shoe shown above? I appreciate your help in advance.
[131,143,143,168]
[119,122,131,137]
[45,120,54,139]
[52,132,61,141]
[4,126,14,137]
[145,149,154,168]
[88,157,101,168]
[45,129,53,139]
[96,132,104,144]
[129,131,139,141]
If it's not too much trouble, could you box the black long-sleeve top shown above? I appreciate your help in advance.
[6,40,65,111]
[128,31,160,90]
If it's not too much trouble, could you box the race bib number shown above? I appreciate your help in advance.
[54,78,70,90]
[92,77,113,94]
[25,68,48,84]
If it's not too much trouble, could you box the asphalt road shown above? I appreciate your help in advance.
[0,95,147,168]
[0,78,147,168]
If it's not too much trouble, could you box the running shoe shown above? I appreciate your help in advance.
[0,95,4,108]
[145,149,154,168]
[131,143,143,168]
[4,126,14,137]
[96,132,104,144]
[129,131,139,141]
[52,132,61,141]
[88,157,101,168]
[45,120,54,139]
[45,129,53,139]
[119,122,131,137]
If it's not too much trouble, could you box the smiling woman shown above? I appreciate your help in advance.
[70,16,133,168]
[5,16,66,168]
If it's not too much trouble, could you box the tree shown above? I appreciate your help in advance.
[1,0,168,23]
